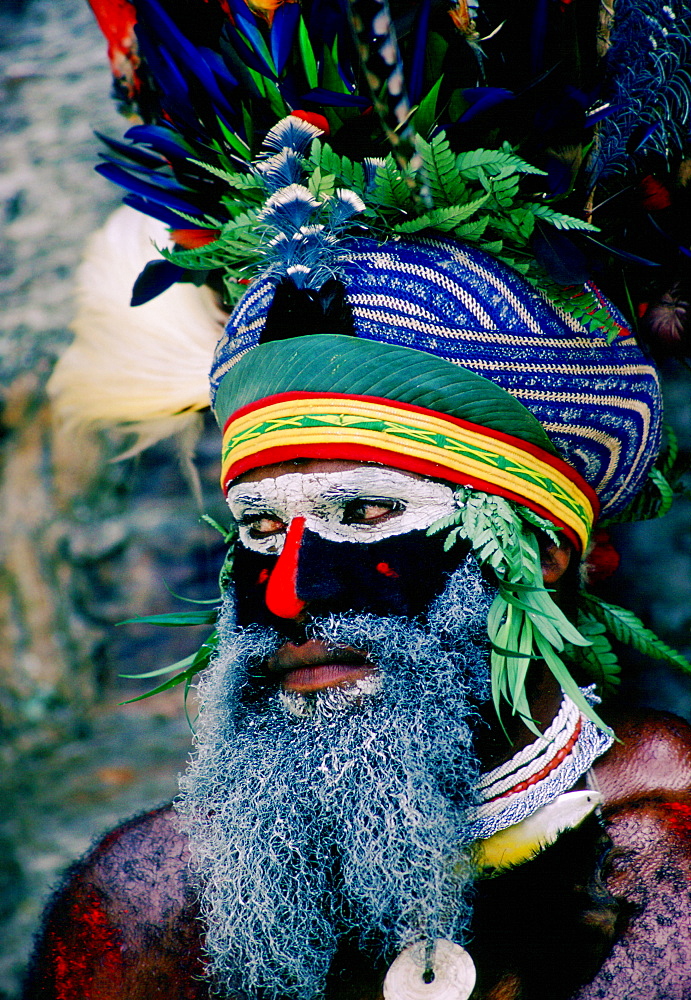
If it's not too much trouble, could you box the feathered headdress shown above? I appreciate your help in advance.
[53,0,691,727]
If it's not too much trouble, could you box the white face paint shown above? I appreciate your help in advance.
[226,467,457,555]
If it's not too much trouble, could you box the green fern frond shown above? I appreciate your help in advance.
[417,133,468,206]
[370,154,419,212]
[190,158,267,195]
[527,203,598,231]
[534,281,624,342]
[571,615,621,693]
[427,487,609,735]
[392,196,489,234]
[456,146,546,180]
[581,594,691,672]
[309,139,366,196]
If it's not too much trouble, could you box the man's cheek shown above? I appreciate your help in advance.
[232,529,464,625]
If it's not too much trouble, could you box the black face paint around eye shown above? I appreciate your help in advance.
[233,526,470,633]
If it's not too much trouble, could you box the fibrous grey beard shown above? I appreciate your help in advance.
[177,555,494,1000]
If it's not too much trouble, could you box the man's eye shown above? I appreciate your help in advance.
[241,515,286,538]
[342,499,404,525]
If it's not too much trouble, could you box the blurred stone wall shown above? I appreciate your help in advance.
[0,2,227,993]
[0,0,229,749]
[0,0,689,997]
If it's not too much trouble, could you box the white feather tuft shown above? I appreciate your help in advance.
[261,116,324,154]
[48,206,228,455]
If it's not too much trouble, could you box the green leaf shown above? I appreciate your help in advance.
[120,651,199,680]
[648,468,675,518]
[452,217,489,241]
[527,203,598,231]
[189,158,263,193]
[118,610,217,627]
[119,670,191,704]
[321,40,351,96]
[456,147,546,180]
[308,167,336,201]
[201,515,238,544]
[582,595,691,671]
[308,140,366,196]
[298,16,318,88]
[216,117,251,160]
[534,631,612,735]
[661,421,679,476]
[426,509,463,536]
[418,133,468,206]
[370,154,418,212]
[573,616,621,692]
[411,77,443,139]
[393,195,489,234]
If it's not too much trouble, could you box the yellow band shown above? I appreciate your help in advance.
[222,395,596,549]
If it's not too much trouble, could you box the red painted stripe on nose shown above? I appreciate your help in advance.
[265,516,307,619]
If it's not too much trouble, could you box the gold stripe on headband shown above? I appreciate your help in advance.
[221,395,596,549]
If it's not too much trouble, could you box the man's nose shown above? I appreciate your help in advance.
[264,518,357,620]
[265,516,308,619]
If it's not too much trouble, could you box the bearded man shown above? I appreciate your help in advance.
[21,0,691,994]
[23,224,691,999]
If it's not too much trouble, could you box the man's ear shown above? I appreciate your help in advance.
[541,540,573,585]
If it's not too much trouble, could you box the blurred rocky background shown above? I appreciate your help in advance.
[0,0,689,997]
[0,0,227,994]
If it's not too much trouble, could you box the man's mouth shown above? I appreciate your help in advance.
[265,639,377,693]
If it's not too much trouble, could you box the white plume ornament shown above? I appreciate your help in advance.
[261,116,325,155]
[258,184,321,230]
[48,205,228,456]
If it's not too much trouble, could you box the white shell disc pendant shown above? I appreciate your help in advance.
[383,939,476,1000]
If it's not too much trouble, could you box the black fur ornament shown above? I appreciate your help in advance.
[260,276,356,344]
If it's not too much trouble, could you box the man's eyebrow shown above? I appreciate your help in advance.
[226,489,276,506]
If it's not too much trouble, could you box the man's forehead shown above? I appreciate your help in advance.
[226,462,455,506]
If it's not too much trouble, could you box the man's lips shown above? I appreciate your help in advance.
[264,639,377,693]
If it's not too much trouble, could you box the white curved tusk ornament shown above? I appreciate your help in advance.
[383,939,476,1000]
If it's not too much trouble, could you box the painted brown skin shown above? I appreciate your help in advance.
[22,463,691,1000]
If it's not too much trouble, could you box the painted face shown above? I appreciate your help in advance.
[226,461,467,639]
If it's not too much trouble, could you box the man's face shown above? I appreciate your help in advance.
[179,459,494,1000]
[226,458,467,696]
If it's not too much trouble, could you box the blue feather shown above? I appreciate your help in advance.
[255,149,305,192]
[299,88,370,108]
[626,121,662,155]
[131,259,187,306]
[329,189,366,227]
[96,163,204,217]
[224,0,277,78]
[259,184,320,230]
[136,2,238,125]
[262,117,324,154]
[125,124,195,160]
[221,23,277,79]
[530,0,549,75]
[271,3,301,75]
[593,0,691,179]
[95,132,168,170]
[459,88,515,122]
[406,0,432,106]
[96,159,194,193]
[584,235,661,268]
[136,0,218,91]
[122,194,194,229]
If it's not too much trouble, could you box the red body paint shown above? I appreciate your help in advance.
[265,517,307,618]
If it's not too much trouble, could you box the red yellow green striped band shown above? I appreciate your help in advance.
[221,392,599,551]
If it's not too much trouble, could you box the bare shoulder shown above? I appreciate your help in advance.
[576,711,691,999]
[23,804,207,1000]
[593,708,691,805]
[84,802,192,916]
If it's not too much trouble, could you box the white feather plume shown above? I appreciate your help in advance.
[48,205,228,456]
